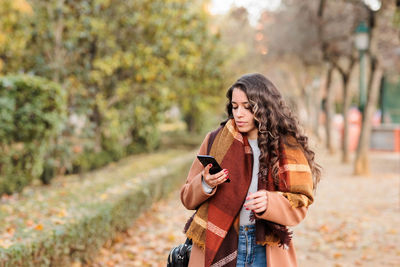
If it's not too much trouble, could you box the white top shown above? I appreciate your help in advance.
[239,139,260,225]
[201,139,261,226]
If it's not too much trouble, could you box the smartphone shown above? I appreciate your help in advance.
[197,155,230,183]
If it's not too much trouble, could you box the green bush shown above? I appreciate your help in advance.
[71,150,114,173]
[0,150,193,266]
[0,75,67,194]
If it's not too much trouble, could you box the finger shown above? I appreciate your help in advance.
[211,169,228,180]
[253,201,267,209]
[244,201,259,210]
[216,169,229,176]
[244,197,262,207]
[246,190,267,200]
[253,206,267,213]
[246,201,266,211]
[216,173,229,184]
[210,170,227,181]
[208,173,227,187]
[244,195,267,208]
[204,163,213,175]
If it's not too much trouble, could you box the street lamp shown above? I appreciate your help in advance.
[354,21,369,113]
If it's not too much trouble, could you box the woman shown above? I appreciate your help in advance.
[180,73,321,267]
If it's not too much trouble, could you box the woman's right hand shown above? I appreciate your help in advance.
[202,164,229,188]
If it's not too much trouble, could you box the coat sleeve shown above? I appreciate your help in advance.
[255,191,308,227]
[180,133,217,210]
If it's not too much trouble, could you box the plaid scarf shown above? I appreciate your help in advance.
[185,119,314,267]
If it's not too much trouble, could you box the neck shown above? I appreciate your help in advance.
[247,130,258,140]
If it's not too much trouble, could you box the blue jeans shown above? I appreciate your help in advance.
[236,225,267,267]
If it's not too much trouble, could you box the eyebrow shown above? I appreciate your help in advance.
[231,101,249,104]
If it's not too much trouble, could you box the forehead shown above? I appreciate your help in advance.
[231,88,248,102]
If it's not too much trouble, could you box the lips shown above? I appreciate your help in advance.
[236,121,247,127]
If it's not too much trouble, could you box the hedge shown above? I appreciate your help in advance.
[0,75,67,194]
[0,149,194,266]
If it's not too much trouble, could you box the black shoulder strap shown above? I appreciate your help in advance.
[207,126,223,155]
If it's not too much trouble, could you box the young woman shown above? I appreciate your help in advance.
[181,73,321,267]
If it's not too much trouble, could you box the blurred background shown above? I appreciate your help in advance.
[0,0,399,266]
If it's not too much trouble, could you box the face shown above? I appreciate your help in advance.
[231,88,258,140]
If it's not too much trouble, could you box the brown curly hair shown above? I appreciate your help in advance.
[225,73,321,190]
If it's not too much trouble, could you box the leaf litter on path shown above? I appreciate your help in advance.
[89,150,400,267]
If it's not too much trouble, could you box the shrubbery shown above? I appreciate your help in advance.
[0,149,192,266]
[0,75,66,194]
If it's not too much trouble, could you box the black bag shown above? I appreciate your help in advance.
[167,238,192,267]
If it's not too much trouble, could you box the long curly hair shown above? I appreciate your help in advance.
[225,73,321,190]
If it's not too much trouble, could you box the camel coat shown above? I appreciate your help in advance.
[180,133,309,267]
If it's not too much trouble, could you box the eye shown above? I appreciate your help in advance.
[232,104,238,110]
[244,105,251,110]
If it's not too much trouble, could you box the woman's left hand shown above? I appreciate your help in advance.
[244,190,268,214]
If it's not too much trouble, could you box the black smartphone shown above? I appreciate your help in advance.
[197,155,230,183]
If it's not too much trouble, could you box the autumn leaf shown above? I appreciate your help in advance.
[6,227,15,235]
[58,209,67,217]
[333,252,343,259]
[34,224,43,231]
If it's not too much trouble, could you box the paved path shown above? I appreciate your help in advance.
[87,149,399,267]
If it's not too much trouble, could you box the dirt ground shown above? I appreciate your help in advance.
[88,149,399,267]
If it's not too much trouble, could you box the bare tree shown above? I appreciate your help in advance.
[354,0,399,175]
[354,56,383,174]
[323,63,335,153]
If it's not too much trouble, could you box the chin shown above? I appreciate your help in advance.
[237,126,251,133]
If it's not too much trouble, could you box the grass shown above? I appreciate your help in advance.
[0,144,199,265]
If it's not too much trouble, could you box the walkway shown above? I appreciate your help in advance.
[87,149,400,267]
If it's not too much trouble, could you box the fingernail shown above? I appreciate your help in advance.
[209,164,212,167]
[246,208,249,210]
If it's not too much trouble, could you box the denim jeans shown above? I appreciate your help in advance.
[236,225,267,267]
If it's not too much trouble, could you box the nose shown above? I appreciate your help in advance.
[236,106,245,117]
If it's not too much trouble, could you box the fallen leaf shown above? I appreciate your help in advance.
[6,227,15,235]
[58,209,68,217]
[34,224,43,231]
[167,234,176,242]
[387,229,397,235]
[333,252,343,259]
[318,224,330,233]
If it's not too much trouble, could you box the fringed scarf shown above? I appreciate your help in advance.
[184,119,314,267]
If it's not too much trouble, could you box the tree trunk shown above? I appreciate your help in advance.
[312,80,322,141]
[354,58,383,175]
[341,75,351,163]
[52,0,65,83]
[184,112,197,133]
[324,64,335,153]
[331,57,356,163]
